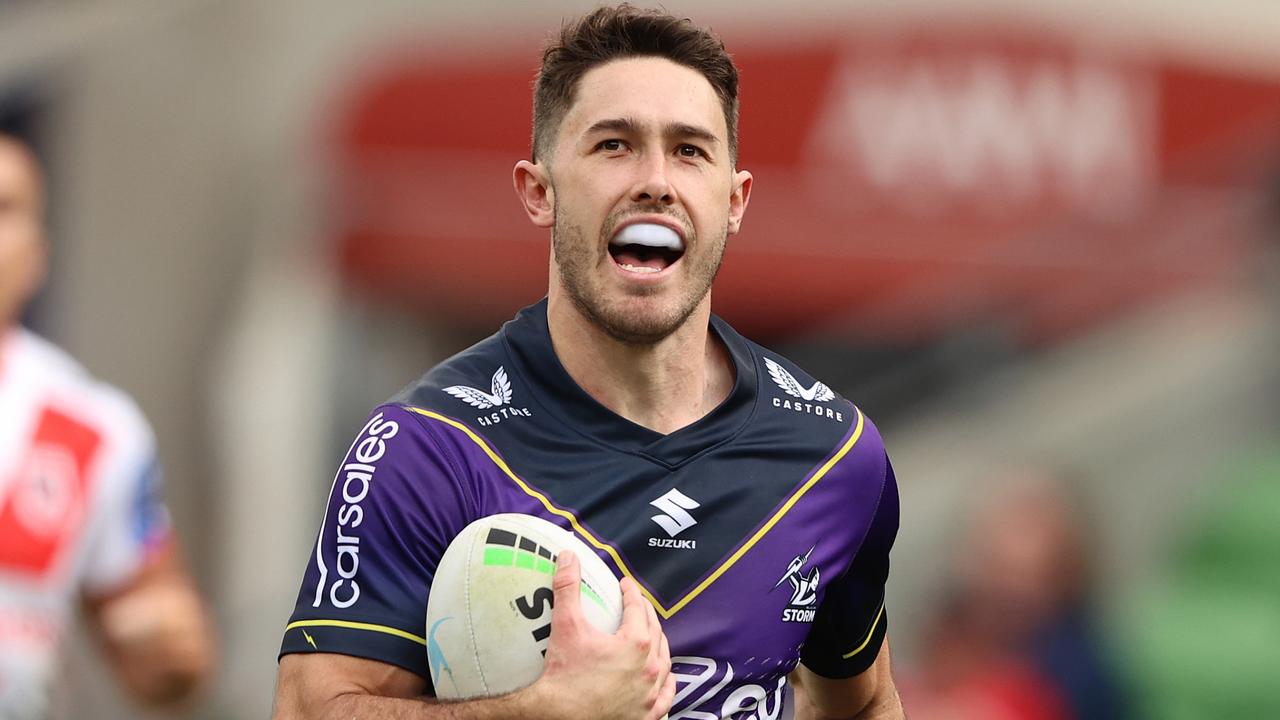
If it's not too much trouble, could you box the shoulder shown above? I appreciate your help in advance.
[335,324,520,499]
[389,328,510,413]
[747,338,842,404]
[7,328,155,449]
[738,330,880,434]
[725,326,890,485]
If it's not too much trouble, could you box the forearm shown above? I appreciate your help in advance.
[849,688,905,720]
[88,548,215,709]
[794,686,905,720]
[795,692,905,720]
[274,664,558,720]
[275,557,673,720]
[273,654,555,720]
[791,638,906,720]
[320,691,543,720]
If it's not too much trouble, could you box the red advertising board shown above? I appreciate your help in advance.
[332,26,1280,343]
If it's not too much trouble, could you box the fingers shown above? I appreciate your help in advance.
[628,580,667,673]
[655,612,673,714]
[618,576,649,635]
[644,599,662,662]
[640,589,672,720]
[653,669,676,720]
[654,614,669,667]
[550,550,583,634]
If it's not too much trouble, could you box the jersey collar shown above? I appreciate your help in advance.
[500,298,758,467]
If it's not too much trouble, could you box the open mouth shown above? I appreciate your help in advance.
[607,223,685,274]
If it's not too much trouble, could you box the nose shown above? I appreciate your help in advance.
[630,153,675,205]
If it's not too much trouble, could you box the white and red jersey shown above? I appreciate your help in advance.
[0,327,172,719]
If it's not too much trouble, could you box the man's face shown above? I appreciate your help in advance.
[538,56,750,344]
[0,140,44,328]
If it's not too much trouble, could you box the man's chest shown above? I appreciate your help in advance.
[461,431,866,675]
[403,400,886,718]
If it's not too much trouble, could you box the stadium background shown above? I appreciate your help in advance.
[2,0,1277,717]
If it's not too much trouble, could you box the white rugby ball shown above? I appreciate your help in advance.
[425,513,623,700]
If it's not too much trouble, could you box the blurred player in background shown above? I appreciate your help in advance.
[0,134,215,718]
[903,471,1127,720]
[275,4,903,719]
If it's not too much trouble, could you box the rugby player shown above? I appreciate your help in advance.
[0,134,215,717]
[275,5,905,718]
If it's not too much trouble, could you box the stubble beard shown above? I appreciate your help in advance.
[551,203,726,346]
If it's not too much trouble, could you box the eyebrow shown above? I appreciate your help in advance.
[583,117,720,147]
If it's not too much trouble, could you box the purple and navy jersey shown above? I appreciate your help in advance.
[281,299,899,719]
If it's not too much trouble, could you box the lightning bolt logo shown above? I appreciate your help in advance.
[775,546,821,609]
[302,629,317,650]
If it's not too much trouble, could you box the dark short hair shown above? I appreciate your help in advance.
[531,4,740,165]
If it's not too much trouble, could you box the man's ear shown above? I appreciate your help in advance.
[727,169,753,235]
[513,160,555,228]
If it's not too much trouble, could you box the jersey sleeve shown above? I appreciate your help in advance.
[799,452,899,678]
[81,394,173,594]
[279,404,476,686]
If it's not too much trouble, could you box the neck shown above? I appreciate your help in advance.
[546,293,735,435]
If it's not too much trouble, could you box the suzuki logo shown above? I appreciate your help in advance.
[649,488,700,537]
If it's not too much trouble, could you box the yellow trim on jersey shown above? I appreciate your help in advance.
[841,601,885,659]
[672,409,865,617]
[286,619,427,647]
[406,408,648,604]
[406,406,866,620]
